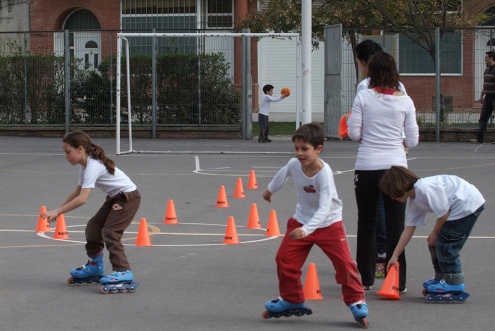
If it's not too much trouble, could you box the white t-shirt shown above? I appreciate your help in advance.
[267,158,342,236]
[258,93,282,116]
[79,157,137,197]
[406,175,485,227]
[348,89,419,170]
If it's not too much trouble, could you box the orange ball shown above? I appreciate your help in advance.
[281,87,291,97]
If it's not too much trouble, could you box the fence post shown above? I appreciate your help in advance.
[435,27,441,143]
[241,28,252,140]
[64,29,71,133]
[152,28,157,138]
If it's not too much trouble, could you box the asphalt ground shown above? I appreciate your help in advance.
[0,136,494,331]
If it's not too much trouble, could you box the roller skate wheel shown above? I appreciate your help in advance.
[100,286,109,294]
[359,317,369,328]
[67,277,74,285]
[262,311,270,319]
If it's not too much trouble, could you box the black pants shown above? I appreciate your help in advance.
[476,94,495,143]
[258,113,269,141]
[354,170,407,291]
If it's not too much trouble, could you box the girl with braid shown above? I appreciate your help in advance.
[43,131,141,286]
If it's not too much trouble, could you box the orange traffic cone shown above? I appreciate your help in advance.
[53,214,70,239]
[164,199,178,224]
[224,216,239,244]
[377,262,400,300]
[36,205,51,232]
[247,169,258,189]
[135,218,152,246]
[233,177,246,198]
[265,210,281,237]
[216,185,229,208]
[303,263,323,300]
[247,203,261,229]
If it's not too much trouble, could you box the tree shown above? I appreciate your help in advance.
[238,0,486,73]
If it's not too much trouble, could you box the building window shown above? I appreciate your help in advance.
[398,31,462,75]
[206,0,233,28]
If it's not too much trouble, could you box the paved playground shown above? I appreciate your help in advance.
[0,136,493,331]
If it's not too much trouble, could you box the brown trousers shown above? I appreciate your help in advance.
[85,190,141,271]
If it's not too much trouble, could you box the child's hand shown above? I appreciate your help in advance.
[290,228,306,240]
[386,256,399,272]
[427,232,438,246]
[262,189,272,203]
[42,209,59,222]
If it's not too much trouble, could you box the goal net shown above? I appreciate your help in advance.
[115,32,301,155]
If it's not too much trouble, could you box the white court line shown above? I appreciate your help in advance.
[34,223,281,247]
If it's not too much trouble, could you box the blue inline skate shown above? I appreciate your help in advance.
[262,298,312,319]
[67,253,104,285]
[350,300,369,328]
[99,270,139,294]
[423,279,469,304]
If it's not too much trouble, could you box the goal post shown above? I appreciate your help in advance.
[116,32,301,155]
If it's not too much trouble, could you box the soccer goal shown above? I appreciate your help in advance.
[115,32,301,155]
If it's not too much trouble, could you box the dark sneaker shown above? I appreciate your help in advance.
[258,139,266,143]
[265,138,272,142]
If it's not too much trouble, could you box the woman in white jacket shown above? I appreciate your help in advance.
[347,51,419,293]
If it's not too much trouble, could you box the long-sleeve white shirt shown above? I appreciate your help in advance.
[258,94,282,116]
[267,158,343,236]
[406,175,485,227]
[348,89,419,170]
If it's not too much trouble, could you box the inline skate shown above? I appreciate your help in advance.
[99,270,139,294]
[350,300,369,328]
[67,253,103,285]
[262,298,312,319]
[423,279,469,304]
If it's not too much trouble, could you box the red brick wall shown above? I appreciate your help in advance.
[30,0,120,57]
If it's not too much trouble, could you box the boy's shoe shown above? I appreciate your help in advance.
[427,279,464,293]
[363,285,372,290]
[100,270,134,284]
[258,138,266,143]
[470,139,482,144]
[400,287,407,295]
[264,138,272,142]
[264,297,306,313]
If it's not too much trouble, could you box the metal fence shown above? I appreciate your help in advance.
[0,27,494,131]
[335,27,495,128]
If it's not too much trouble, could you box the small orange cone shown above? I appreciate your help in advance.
[233,177,246,198]
[377,262,400,300]
[247,169,258,190]
[303,263,323,300]
[265,210,281,237]
[53,214,70,239]
[224,216,239,244]
[247,203,261,229]
[36,205,51,232]
[135,218,152,246]
[164,199,178,224]
[216,185,229,208]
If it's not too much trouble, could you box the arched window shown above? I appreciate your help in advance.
[482,6,495,26]
[64,9,101,30]
[85,41,98,48]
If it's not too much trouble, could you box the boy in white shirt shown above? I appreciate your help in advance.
[258,84,288,143]
[379,166,485,303]
[262,123,368,327]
